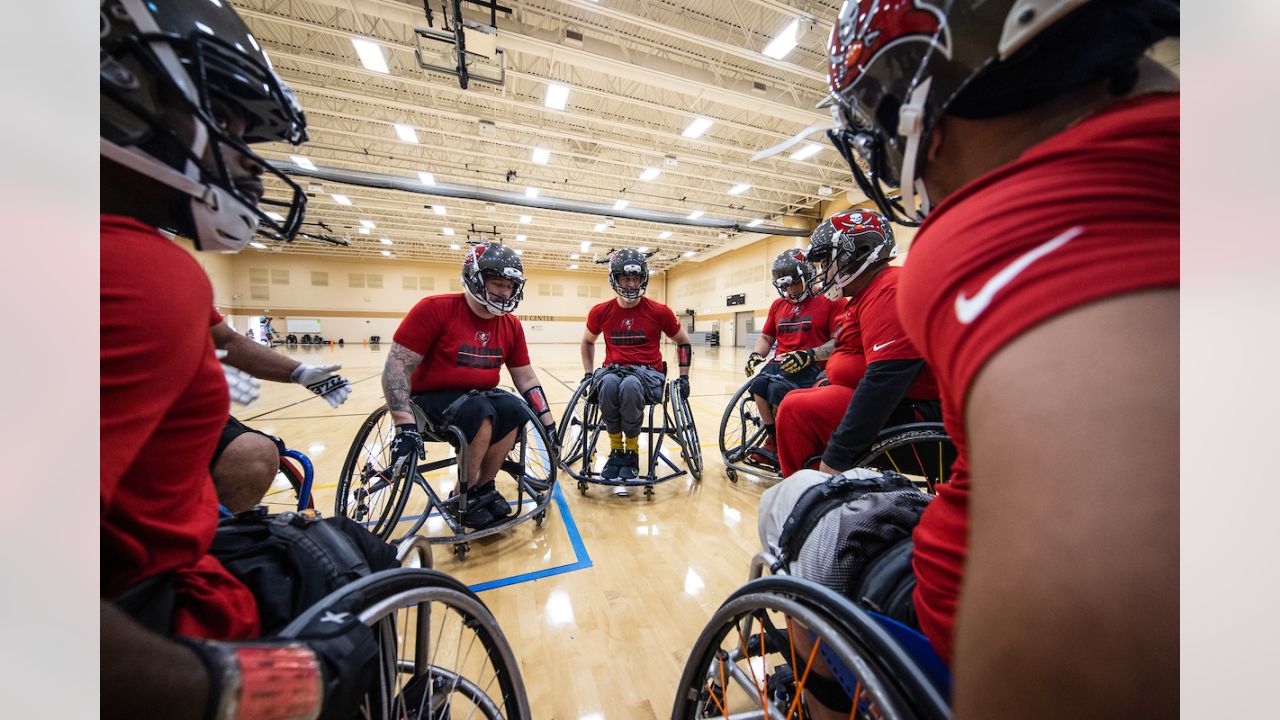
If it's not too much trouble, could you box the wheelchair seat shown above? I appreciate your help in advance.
[336,389,558,559]
[557,368,702,497]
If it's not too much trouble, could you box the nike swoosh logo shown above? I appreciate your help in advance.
[872,340,897,352]
[954,226,1084,325]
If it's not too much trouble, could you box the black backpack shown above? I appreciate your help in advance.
[210,508,399,635]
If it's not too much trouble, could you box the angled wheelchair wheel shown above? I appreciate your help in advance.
[261,453,315,513]
[672,575,948,720]
[670,385,703,481]
[718,381,765,463]
[337,406,417,541]
[556,379,593,469]
[281,568,530,720]
[855,422,956,494]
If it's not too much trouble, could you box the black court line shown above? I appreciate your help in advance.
[243,373,380,422]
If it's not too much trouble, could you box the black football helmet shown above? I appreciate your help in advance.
[807,210,895,298]
[461,242,525,315]
[824,0,1178,226]
[100,0,308,250]
[608,249,650,301]
[771,248,818,304]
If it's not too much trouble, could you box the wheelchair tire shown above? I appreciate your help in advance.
[670,386,703,481]
[336,406,416,541]
[717,381,766,464]
[556,379,593,469]
[854,422,956,494]
[672,575,948,720]
[280,568,531,720]
[277,456,314,511]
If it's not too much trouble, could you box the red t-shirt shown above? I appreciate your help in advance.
[393,293,532,393]
[899,94,1180,663]
[824,267,938,398]
[762,294,839,354]
[101,215,260,639]
[586,297,681,371]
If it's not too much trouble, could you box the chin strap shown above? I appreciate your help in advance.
[897,78,934,224]
[677,343,692,370]
[521,385,551,418]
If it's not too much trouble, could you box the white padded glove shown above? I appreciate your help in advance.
[291,363,352,408]
[216,349,260,406]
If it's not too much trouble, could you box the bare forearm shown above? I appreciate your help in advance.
[102,602,208,720]
[580,341,595,374]
[382,343,422,425]
[751,336,773,357]
[810,337,836,362]
[219,332,300,383]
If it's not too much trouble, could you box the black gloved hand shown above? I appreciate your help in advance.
[542,421,559,454]
[778,348,816,374]
[744,352,766,377]
[389,423,424,472]
[674,376,690,400]
[582,370,595,385]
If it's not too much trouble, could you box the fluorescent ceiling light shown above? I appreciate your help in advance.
[352,38,389,73]
[525,187,539,199]
[570,253,581,259]
[789,143,823,161]
[442,227,455,236]
[544,82,570,110]
[432,205,446,215]
[639,167,661,181]
[418,171,435,185]
[762,19,800,60]
[332,194,351,205]
[450,244,461,250]
[380,237,393,245]
[265,211,284,221]
[593,223,606,232]
[381,250,392,256]
[728,183,751,195]
[747,218,764,227]
[568,264,579,269]
[519,214,532,224]
[393,123,419,143]
[359,219,375,229]
[687,210,704,220]
[637,246,649,253]
[682,117,714,138]
[531,147,550,164]
[358,228,370,235]
[613,199,629,210]
[514,248,523,255]
[249,242,267,249]
[290,155,315,170]
[580,240,592,251]
[515,234,527,242]
[683,250,696,257]
[658,230,672,239]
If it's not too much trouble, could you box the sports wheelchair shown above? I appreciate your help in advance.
[720,380,957,494]
[273,536,532,720]
[556,368,702,497]
[335,389,557,559]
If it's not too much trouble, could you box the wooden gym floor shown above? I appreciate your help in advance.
[234,340,776,719]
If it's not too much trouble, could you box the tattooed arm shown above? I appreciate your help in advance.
[810,337,837,362]
[382,342,424,425]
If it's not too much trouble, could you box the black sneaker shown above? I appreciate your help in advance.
[459,495,499,529]
[617,450,640,481]
[600,449,627,480]
[482,486,513,518]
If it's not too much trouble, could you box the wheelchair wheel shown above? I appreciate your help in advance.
[281,568,531,720]
[717,381,766,465]
[556,379,593,469]
[263,454,314,512]
[672,575,948,720]
[855,422,956,494]
[337,406,415,541]
[670,386,703,481]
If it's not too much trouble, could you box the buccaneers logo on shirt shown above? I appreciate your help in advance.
[776,313,814,335]
[610,317,647,346]
[457,331,503,369]
[474,331,491,345]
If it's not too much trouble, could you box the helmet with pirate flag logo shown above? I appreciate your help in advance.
[807,210,895,299]
[608,248,650,301]
[461,241,525,315]
[771,248,818,304]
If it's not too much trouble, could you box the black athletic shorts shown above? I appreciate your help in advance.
[211,416,286,468]
[411,389,526,444]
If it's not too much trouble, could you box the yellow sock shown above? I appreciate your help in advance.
[624,435,639,452]
[609,432,624,451]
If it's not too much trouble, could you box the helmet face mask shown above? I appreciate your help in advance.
[609,249,650,301]
[807,210,896,297]
[771,248,817,304]
[462,242,525,315]
[100,0,308,251]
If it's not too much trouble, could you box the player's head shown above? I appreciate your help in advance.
[807,210,895,298]
[100,0,308,251]
[771,248,817,304]
[824,0,1178,225]
[461,242,525,316]
[608,248,650,301]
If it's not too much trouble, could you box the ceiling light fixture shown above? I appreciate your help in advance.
[450,243,461,250]
[658,230,672,239]
[593,223,606,232]
[418,171,435,185]
[525,187,539,199]
[728,183,751,195]
[683,250,696,257]
[637,246,649,253]
[570,253,581,259]
[567,264,579,269]
[544,82,570,110]
[789,143,823,161]
[442,227,455,236]
[687,210,704,220]
[358,228,370,235]
[531,147,550,164]
[290,155,315,170]
[762,18,800,60]
[352,38,389,73]
[359,219,375,229]
[580,240,592,251]
[380,237,393,245]
[249,242,267,249]
[682,117,713,138]
[515,234,527,242]
[613,199,629,210]
[639,167,661,181]
[432,205,446,215]
[331,194,351,205]
[381,250,392,256]
[519,214,532,224]
[393,123,419,143]
[747,218,764,227]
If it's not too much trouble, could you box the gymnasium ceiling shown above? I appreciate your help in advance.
[239,0,1180,273]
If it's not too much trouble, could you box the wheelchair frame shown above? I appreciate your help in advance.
[335,390,558,559]
[556,371,702,497]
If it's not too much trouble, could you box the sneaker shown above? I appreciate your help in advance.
[617,450,640,481]
[746,435,779,468]
[482,486,513,518]
[600,449,627,481]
